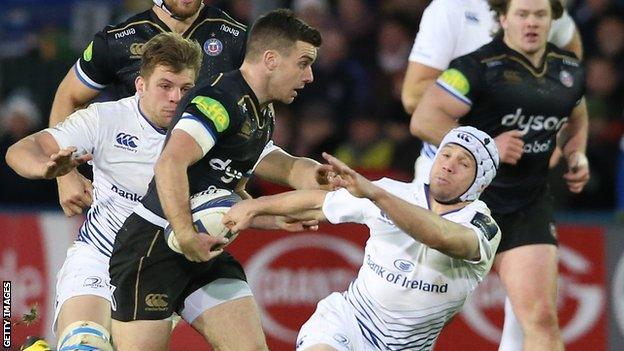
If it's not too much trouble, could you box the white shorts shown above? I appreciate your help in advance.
[296,292,374,351]
[53,242,112,328]
[413,153,434,184]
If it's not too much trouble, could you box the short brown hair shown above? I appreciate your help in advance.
[139,32,202,79]
[489,0,564,20]
[245,9,322,62]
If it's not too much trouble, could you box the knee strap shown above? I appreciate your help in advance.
[57,321,113,351]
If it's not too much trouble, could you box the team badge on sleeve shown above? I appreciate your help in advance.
[191,96,230,132]
[439,68,470,95]
[83,41,94,62]
[470,212,498,240]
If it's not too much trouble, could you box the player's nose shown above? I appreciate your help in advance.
[303,66,314,84]
[170,88,183,103]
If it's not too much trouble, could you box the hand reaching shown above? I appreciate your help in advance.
[274,216,319,232]
[322,152,378,199]
[44,147,92,179]
[314,163,339,190]
[222,200,256,233]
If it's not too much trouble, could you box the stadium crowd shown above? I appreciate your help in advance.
[0,0,622,213]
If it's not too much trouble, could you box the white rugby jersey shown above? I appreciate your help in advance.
[322,178,501,350]
[46,94,167,256]
[409,0,577,160]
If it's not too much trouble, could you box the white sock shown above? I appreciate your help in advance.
[498,296,524,351]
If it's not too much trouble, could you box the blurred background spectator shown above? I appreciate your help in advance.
[0,92,57,206]
[0,0,622,214]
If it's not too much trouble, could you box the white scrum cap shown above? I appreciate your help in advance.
[433,126,500,201]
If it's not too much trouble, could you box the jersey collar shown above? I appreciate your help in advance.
[235,70,262,110]
[495,36,553,72]
[149,3,208,37]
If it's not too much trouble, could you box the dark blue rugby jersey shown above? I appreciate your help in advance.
[76,5,247,99]
[437,37,585,213]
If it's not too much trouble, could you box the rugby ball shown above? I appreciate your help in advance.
[164,188,242,254]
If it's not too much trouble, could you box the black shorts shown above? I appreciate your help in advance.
[109,213,246,322]
[493,191,558,253]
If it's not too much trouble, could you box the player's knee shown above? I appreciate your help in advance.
[57,321,113,351]
[520,302,559,335]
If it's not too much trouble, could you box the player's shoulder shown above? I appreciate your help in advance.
[473,39,505,61]
[425,0,484,15]
[450,38,505,69]
[373,177,409,189]
[546,43,582,68]
[457,200,499,240]
[201,5,248,32]
[100,9,155,36]
[373,178,414,199]
[87,96,138,123]
[191,73,238,105]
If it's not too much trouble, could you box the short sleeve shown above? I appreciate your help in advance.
[548,10,575,48]
[45,106,99,155]
[251,140,282,171]
[408,0,460,70]
[436,54,484,106]
[462,211,500,265]
[75,30,114,90]
[173,93,238,156]
[322,188,377,225]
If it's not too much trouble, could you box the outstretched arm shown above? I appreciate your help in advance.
[323,152,480,260]
[254,148,335,190]
[223,190,328,233]
[6,131,92,180]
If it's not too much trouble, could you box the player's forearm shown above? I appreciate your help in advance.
[252,190,327,221]
[401,78,436,114]
[289,157,323,190]
[559,101,588,158]
[410,110,456,146]
[155,156,194,236]
[370,190,477,259]
[5,132,60,179]
[6,136,50,179]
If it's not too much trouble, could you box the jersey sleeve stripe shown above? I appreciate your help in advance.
[436,80,472,106]
[175,114,217,156]
[74,60,106,90]
[134,203,168,228]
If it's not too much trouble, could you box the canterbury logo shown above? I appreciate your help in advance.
[116,132,139,148]
[129,42,144,57]
[145,294,168,308]
[456,132,472,143]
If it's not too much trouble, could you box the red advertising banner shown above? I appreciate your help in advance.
[0,214,48,349]
[0,213,606,350]
[171,225,607,351]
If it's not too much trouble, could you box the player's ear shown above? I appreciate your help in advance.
[499,14,508,31]
[263,50,279,71]
[135,75,146,95]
